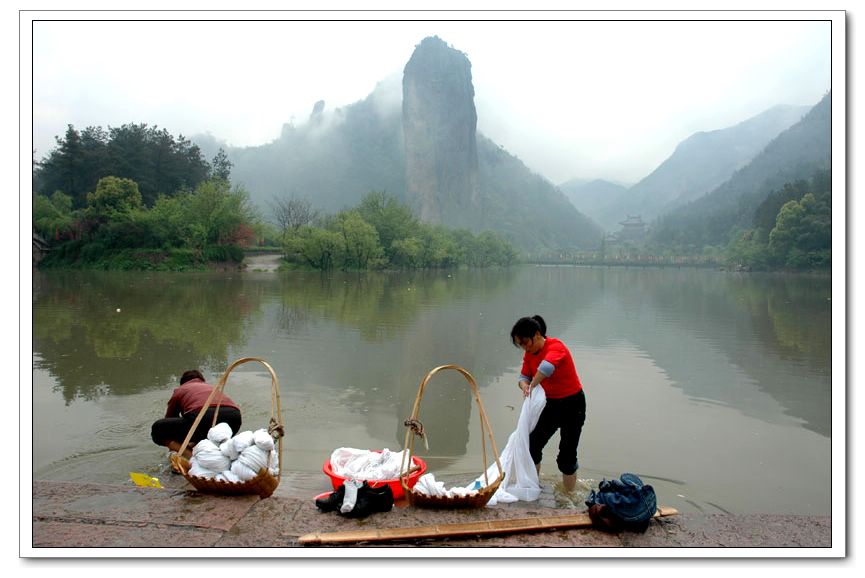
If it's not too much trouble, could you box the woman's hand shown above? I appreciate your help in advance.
[519,381,532,398]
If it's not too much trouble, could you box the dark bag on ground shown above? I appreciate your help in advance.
[585,473,657,533]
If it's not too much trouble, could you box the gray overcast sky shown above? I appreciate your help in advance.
[30,15,832,185]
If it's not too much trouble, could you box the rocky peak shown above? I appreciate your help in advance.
[402,36,480,226]
[309,100,325,124]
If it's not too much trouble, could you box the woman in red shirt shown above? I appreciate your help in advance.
[511,315,586,493]
[150,370,243,458]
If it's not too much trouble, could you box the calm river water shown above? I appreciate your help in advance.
[30,265,833,515]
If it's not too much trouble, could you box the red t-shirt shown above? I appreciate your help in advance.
[165,378,240,417]
[520,337,583,399]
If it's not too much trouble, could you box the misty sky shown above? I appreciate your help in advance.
[30,16,832,185]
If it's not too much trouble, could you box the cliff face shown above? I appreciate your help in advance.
[198,35,604,252]
[402,36,480,227]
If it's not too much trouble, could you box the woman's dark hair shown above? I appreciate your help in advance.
[180,369,205,385]
[510,315,547,346]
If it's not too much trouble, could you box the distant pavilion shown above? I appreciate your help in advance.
[617,215,646,241]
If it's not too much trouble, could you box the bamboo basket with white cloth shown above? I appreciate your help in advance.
[400,365,503,509]
[170,357,284,498]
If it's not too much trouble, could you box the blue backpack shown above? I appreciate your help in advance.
[585,473,657,532]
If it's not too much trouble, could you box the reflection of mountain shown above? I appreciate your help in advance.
[241,267,603,458]
[33,265,831,473]
[565,268,831,437]
[32,271,259,402]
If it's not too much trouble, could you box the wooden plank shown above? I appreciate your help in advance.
[298,506,678,545]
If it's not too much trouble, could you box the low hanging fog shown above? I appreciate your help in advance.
[31,19,831,186]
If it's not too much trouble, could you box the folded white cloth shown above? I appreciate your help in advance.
[198,451,231,473]
[220,439,239,461]
[238,444,270,473]
[207,422,233,444]
[191,438,231,472]
[268,450,279,476]
[329,448,406,480]
[188,457,218,478]
[192,439,220,456]
[253,429,275,451]
[215,470,241,483]
[185,428,280,483]
[231,459,259,481]
[413,473,479,499]
[232,430,255,453]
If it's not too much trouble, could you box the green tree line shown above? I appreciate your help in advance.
[33,124,517,271]
[724,170,831,270]
[34,175,261,270]
[34,123,231,208]
[279,191,518,270]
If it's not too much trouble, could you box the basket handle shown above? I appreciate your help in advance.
[174,357,284,480]
[400,365,503,493]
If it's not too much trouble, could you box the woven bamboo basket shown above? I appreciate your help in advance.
[169,357,284,499]
[400,365,504,509]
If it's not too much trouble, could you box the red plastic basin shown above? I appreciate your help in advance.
[322,454,427,500]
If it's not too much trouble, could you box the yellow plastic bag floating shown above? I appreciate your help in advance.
[129,472,163,488]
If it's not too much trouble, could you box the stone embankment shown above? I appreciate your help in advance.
[28,479,832,551]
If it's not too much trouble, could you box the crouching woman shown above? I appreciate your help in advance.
[151,369,243,458]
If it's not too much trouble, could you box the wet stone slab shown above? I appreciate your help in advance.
[32,520,224,549]
[28,481,834,551]
[33,480,259,533]
[618,513,833,548]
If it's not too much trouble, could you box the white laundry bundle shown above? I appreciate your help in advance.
[329,448,406,481]
[253,429,275,451]
[207,422,233,444]
[219,439,239,461]
[230,459,259,482]
[188,461,218,479]
[187,423,279,483]
[413,473,480,499]
[214,470,241,483]
[237,444,270,473]
[191,439,231,473]
[232,430,255,453]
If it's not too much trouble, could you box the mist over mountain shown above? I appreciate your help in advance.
[649,92,831,249]
[558,179,631,232]
[560,104,812,232]
[192,35,825,255]
[627,104,811,217]
[196,74,406,216]
[194,36,604,252]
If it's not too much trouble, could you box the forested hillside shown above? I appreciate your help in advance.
[476,135,604,251]
[624,104,811,224]
[649,92,831,255]
[192,37,604,253]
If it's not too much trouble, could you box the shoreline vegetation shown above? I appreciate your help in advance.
[32,124,831,274]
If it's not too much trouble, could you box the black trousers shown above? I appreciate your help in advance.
[528,390,586,475]
[151,407,242,447]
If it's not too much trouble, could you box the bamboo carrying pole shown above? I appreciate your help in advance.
[298,507,679,545]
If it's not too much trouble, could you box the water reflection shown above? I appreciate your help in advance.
[33,271,259,402]
[31,266,832,514]
[544,268,831,437]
